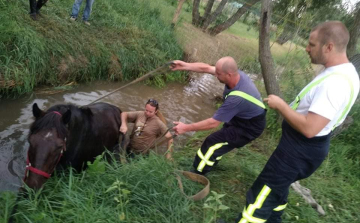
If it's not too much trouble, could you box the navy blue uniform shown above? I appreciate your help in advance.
[193,71,266,174]
[235,121,330,223]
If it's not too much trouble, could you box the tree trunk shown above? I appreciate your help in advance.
[201,0,228,30]
[171,0,187,27]
[192,0,202,26]
[200,0,216,25]
[275,23,295,45]
[207,0,260,36]
[347,3,360,58]
[259,0,282,97]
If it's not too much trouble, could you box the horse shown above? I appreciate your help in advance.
[23,102,122,190]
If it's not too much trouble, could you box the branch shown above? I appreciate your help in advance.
[291,181,325,215]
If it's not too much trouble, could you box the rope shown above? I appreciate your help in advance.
[87,61,174,106]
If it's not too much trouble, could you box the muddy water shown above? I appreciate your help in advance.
[0,73,225,192]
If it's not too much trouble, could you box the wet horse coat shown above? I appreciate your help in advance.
[24,102,121,189]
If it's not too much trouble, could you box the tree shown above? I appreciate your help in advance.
[207,0,261,36]
[190,0,260,36]
[201,0,228,30]
[259,0,282,97]
[347,2,360,58]
[273,0,347,45]
[192,0,201,26]
[172,0,187,27]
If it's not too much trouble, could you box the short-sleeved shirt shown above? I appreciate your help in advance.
[126,111,168,154]
[290,63,359,136]
[213,70,265,122]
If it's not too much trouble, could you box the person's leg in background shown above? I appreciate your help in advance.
[82,0,94,25]
[35,0,48,14]
[70,0,83,20]
[29,0,37,20]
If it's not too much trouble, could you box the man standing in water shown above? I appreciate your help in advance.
[235,21,359,223]
[171,57,267,175]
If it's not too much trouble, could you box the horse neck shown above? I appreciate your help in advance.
[57,106,93,170]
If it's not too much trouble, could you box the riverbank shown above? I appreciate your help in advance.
[0,0,183,96]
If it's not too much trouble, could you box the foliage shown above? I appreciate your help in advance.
[86,153,106,175]
[0,0,183,96]
[0,153,210,223]
[273,0,351,43]
[203,191,230,223]
[105,179,131,221]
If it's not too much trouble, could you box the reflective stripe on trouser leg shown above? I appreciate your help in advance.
[238,185,271,223]
[196,142,228,172]
[273,203,287,211]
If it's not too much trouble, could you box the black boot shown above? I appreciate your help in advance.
[29,13,37,20]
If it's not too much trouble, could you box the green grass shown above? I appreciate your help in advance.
[0,154,210,223]
[0,0,183,96]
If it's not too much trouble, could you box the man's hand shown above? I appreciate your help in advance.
[119,124,128,134]
[173,121,188,135]
[264,94,287,110]
[170,60,188,71]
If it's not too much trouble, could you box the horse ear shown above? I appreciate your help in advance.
[32,103,45,118]
[62,109,71,124]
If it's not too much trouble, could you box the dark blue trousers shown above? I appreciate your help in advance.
[193,112,266,175]
[235,121,331,223]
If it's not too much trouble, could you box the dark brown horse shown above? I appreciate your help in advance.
[24,102,121,189]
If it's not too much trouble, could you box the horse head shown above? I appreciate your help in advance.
[24,103,71,190]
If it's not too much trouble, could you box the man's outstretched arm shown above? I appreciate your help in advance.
[170,60,216,75]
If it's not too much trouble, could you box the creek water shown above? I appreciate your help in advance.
[0,73,225,191]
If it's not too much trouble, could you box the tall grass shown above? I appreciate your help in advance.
[0,0,183,96]
[0,154,210,223]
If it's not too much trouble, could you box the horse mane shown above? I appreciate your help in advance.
[29,104,93,139]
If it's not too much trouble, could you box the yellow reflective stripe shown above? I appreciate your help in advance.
[197,150,214,166]
[291,74,331,110]
[273,203,287,211]
[332,75,354,130]
[216,156,222,160]
[239,218,248,223]
[197,142,228,172]
[238,185,271,223]
[226,91,265,109]
[242,208,266,223]
[291,72,354,130]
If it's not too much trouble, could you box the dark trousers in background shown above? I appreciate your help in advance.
[193,112,266,175]
[29,0,48,14]
[235,121,331,223]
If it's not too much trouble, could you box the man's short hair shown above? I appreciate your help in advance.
[312,21,349,52]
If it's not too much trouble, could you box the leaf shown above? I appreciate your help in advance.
[106,185,118,193]
[218,204,230,210]
[121,189,131,195]
[87,154,106,174]
[215,194,226,199]
[205,196,215,202]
